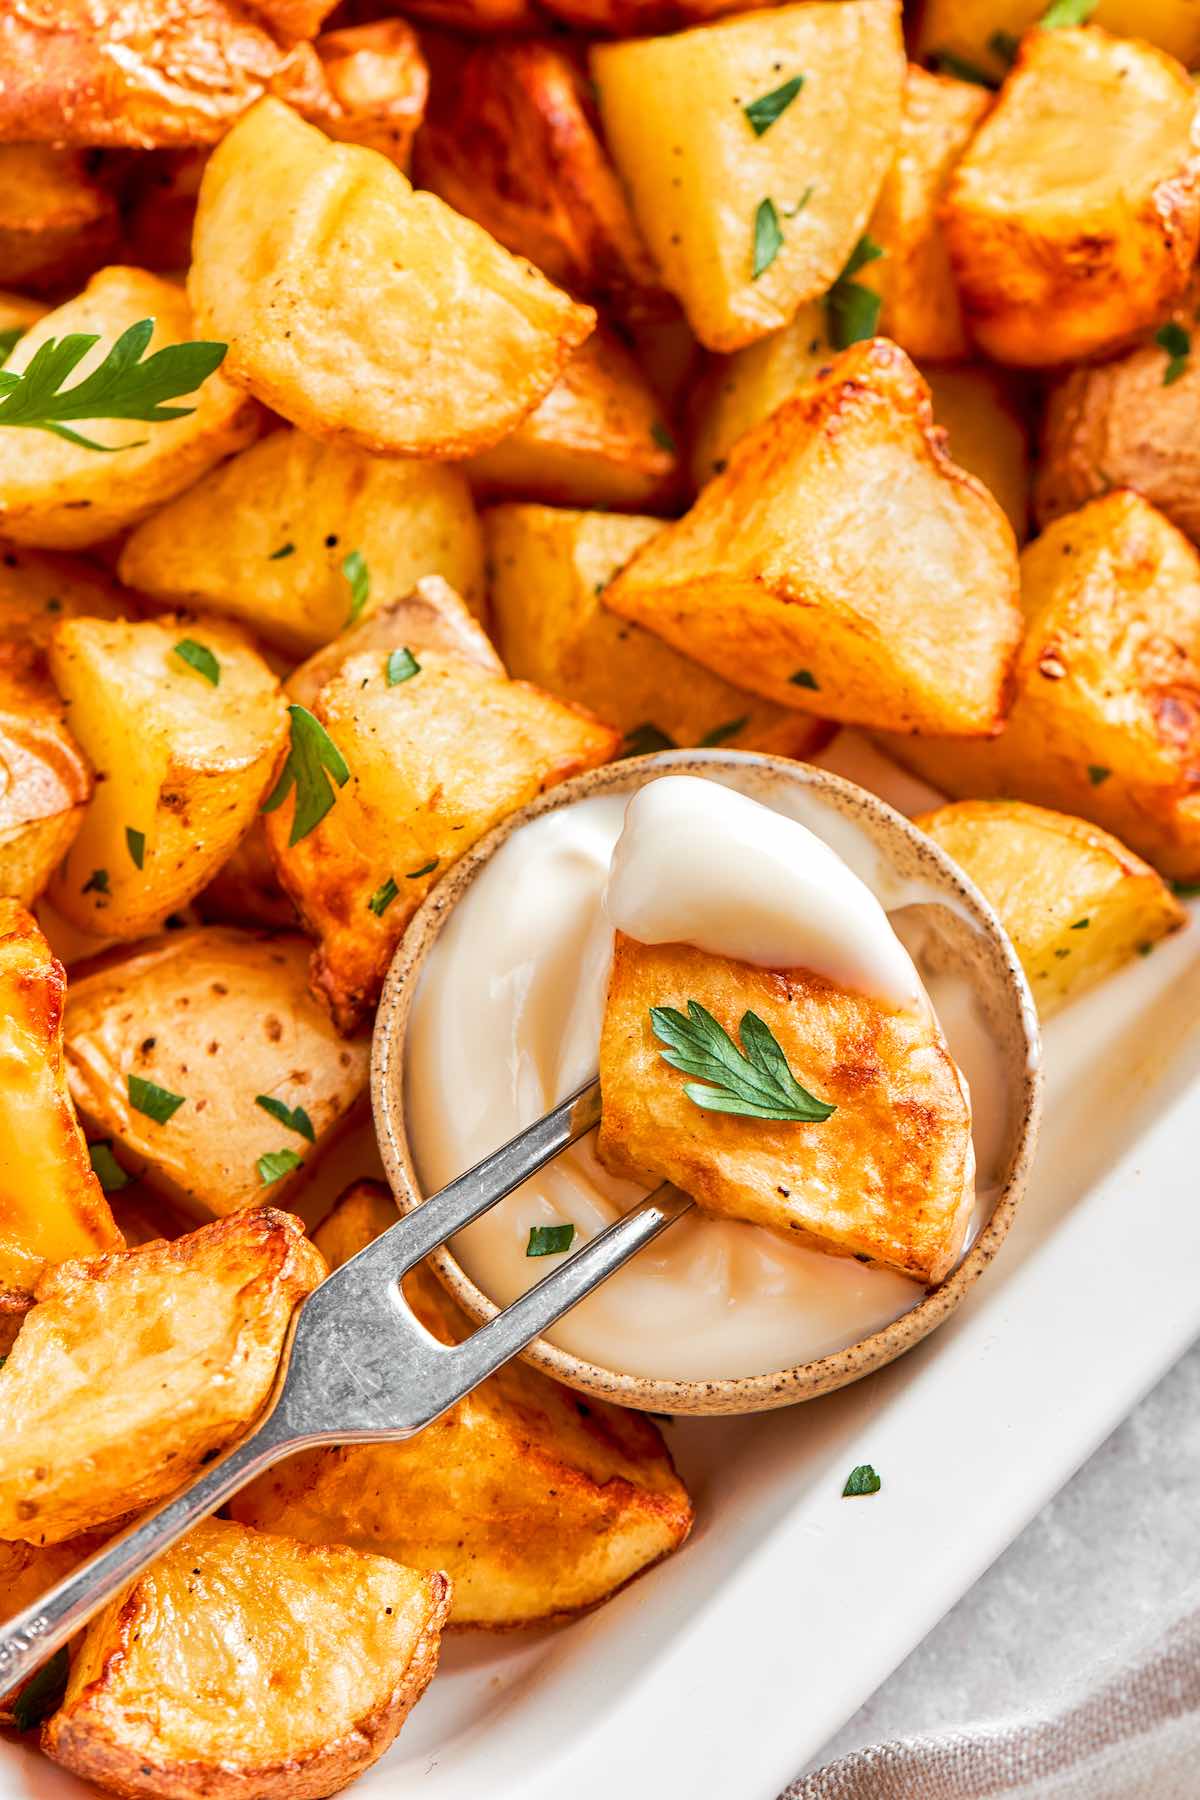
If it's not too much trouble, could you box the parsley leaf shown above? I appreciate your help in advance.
[650,1001,837,1122]
[88,1140,130,1192]
[527,1222,576,1257]
[699,715,749,747]
[125,826,145,870]
[826,236,885,349]
[744,74,805,136]
[11,1648,70,1732]
[128,1073,185,1124]
[407,859,439,879]
[0,325,25,365]
[842,1463,882,1496]
[1039,0,1097,24]
[988,28,1020,62]
[268,541,295,560]
[1155,322,1191,386]
[255,1095,315,1142]
[368,876,400,916]
[174,638,220,685]
[752,198,784,280]
[621,722,676,758]
[261,704,350,845]
[790,668,820,690]
[343,549,369,625]
[650,420,677,452]
[0,319,227,452]
[82,867,109,894]
[1172,880,1200,898]
[385,646,420,687]
[1070,917,1090,930]
[1087,764,1111,786]
[929,49,999,86]
[257,1148,304,1185]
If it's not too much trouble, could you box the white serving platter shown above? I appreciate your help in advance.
[8,737,1200,1800]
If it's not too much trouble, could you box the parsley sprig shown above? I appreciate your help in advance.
[826,237,885,349]
[650,1001,837,1122]
[262,705,350,845]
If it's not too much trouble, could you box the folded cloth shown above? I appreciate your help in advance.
[786,1584,1200,1799]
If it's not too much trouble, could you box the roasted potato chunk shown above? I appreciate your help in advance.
[886,492,1200,882]
[0,901,121,1310]
[0,268,260,553]
[64,927,370,1219]
[0,145,118,295]
[311,20,428,168]
[267,583,618,1030]
[0,1208,323,1544]
[196,820,297,931]
[941,26,1200,367]
[592,1,905,353]
[916,800,1184,1017]
[485,504,829,758]
[119,428,486,656]
[605,338,1021,735]
[913,0,1200,82]
[465,328,678,512]
[598,935,974,1284]
[233,1182,693,1626]
[0,663,91,908]
[47,615,288,939]
[924,362,1029,542]
[44,1518,448,1800]
[189,99,595,459]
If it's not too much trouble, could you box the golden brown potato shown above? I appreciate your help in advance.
[47,615,288,939]
[886,492,1200,882]
[287,574,504,709]
[311,20,428,168]
[64,926,370,1219]
[464,328,679,512]
[598,934,973,1284]
[0,901,121,1312]
[924,362,1029,542]
[190,98,595,459]
[941,26,1200,367]
[688,299,833,487]
[119,428,486,657]
[485,504,829,759]
[592,2,905,353]
[0,146,119,296]
[0,292,49,336]
[605,338,1021,735]
[267,584,617,1031]
[233,1182,693,1627]
[0,1208,323,1544]
[913,0,1200,82]
[0,542,133,645]
[0,268,261,553]
[196,820,297,931]
[414,37,671,324]
[44,1517,449,1800]
[916,800,1185,1016]
[0,663,91,908]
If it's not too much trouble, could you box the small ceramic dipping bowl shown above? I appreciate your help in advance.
[372,750,1042,1417]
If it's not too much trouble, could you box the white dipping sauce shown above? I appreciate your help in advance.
[405,771,1008,1381]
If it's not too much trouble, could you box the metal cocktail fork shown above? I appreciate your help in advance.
[0,1077,691,1694]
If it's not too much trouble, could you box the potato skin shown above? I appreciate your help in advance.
[0,145,119,295]
[43,1518,450,1800]
[311,21,428,168]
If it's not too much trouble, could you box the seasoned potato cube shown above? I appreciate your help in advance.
[287,573,504,709]
[886,492,1200,881]
[0,664,91,908]
[0,542,132,645]
[592,2,904,353]
[924,363,1029,541]
[47,615,288,939]
[267,585,618,1031]
[916,800,1184,1016]
[598,935,974,1284]
[914,0,1200,82]
[605,338,1021,735]
[0,901,121,1310]
[311,21,428,167]
[119,428,486,656]
[64,927,370,1220]
[233,1183,693,1626]
[465,328,678,512]
[0,1208,323,1543]
[190,99,594,458]
[0,145,118,295]
[941,27,1200,367]
[0,268,260,552]
[485,503,828,758]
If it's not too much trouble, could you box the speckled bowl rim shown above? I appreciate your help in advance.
[371,750,1043,1417]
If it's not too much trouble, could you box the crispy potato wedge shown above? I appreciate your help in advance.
[311,21,428,168]
[0,901,121,1313]
[0,268,260,553]
[233,1182,693,1626]
[189,99,595,458]
[414,37,670,324]
[592,1,905,353]
[268,586,617,1031]
[913,0,1200,83]
[64,926,370,1219]
[47,615,288,939]
[0,1209,323,1544]
[916,800,1184,1016]
[465,328,679,512]
[119,428,486,657]
[598,935,974,1284]
[886,492,1200,882]
[941,26,1200,367]
[924,363,1029,542]
[0,146,119,296]
[605,338,1021,735]
[44,1517,449,1800]
[485,504,829,758]
[196,821,297,931]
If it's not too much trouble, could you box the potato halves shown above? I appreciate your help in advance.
[604,338,1021,735]
[64,927,370,1219]
[44,1518,450,1800]
[189,99,595,458]
[0,1208,324,1544]
[233,1182,693,1626]
[47,615,289,939]
[592,1,904,352]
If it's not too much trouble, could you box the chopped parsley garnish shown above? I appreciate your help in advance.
[257,1148,304,1185]
[1172,880,1200,897]
[988,28,1020,62]
[0,325,25,365]
[620,722,676,758]
[752,198,784,280]
[255,1095,315,1142]
[1138,941,1155,957]
[88,1140,130,1192]
[790,668,820,690]
[0,319,227,452]
[261,704,350,845]
[1069,917,1090,930]
[1039,0,1097,24]
[82,867,109,894]
[1155,322,1191,386]
[826,236,885,349]
[700,715,749,747]
[842,1463,882,1496]
[11,1648,69,1732]
[527,1222,576,1257]
[125,826,145,870]
[650,1001,837,1122]
[650,420,677,453]
[743,74,805,137]
[128,1073,185,1124]
[268,541,295,560]
[1087,764,1111,786]
[929,49,998,86]
[342,549,369,625]
[407,859,439,879]
[173,638,220,686]
[369,876,400,916]
[385,646,420,687]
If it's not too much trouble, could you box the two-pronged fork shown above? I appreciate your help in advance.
[0,1076,691,1695]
